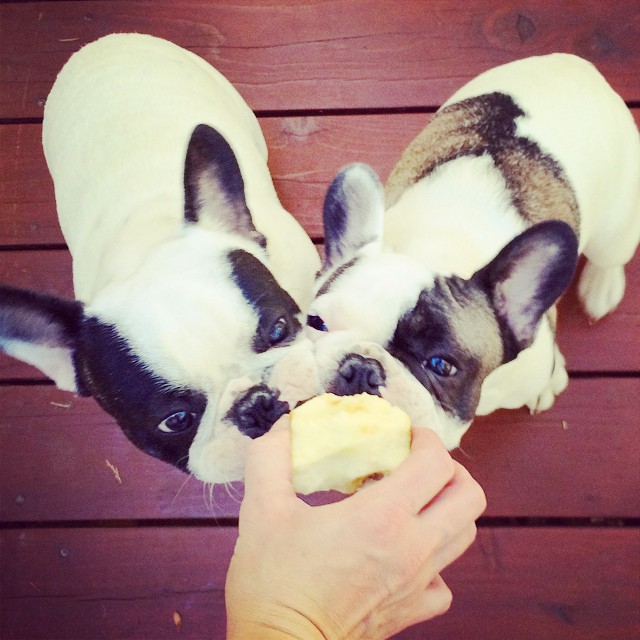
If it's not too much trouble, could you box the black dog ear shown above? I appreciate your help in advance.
[0,286,84,392]
[183,124,266,247]
[322,163,385,269]
[472,221,578,360]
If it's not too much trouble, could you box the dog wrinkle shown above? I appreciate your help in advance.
[316,256,360,296]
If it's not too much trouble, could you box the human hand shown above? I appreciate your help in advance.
[225,417,486,640]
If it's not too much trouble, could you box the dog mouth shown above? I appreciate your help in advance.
[224,383,290,439]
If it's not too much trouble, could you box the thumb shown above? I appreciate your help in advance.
[243,415,294,499]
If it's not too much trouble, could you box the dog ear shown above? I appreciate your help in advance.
[184,124,266,247]
[322,163,385,269]
[472,221,578,360]
[0,286,84,392]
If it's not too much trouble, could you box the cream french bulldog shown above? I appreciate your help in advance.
[304,54,640,449]
[0,34,321,483]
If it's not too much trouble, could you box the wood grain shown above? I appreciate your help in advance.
[1,1,638,119]
[2,526,638,639]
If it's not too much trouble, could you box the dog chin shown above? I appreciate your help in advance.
[188,423,251,485]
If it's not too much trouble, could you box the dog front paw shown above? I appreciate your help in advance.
[527,346,568,414]
[578,262,625,322]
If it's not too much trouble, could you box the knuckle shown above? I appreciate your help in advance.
[415,433,455,478]
[470,477,488,515]
[454,462,488,514]
[438,584,453,614]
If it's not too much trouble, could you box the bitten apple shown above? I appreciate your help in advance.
[290,393,411,494]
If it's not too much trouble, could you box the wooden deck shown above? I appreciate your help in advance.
[1,2,638,638]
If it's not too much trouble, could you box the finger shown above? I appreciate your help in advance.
[402,574,453,630]
[422,574,453,619]
[431,522,478,576]
[364,427,455,514]
[413,522,478,589]
[418,461,487,537]
[242,415,294,499]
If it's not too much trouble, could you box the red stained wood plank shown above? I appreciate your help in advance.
[0,250,72,299]
[0,386,245,522]
[557,258,640,371]
[0,526,235,640]
[1,378,638,522]
[415,527,640,640]
[1,1,638,118]
[0,125,58,247]
[459,377,640,519]
[1,526,638,639]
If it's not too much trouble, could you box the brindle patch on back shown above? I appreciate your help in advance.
[384,92,580,238]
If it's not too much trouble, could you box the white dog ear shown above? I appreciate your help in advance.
[322,163,385,269]
[472,221,578,359]
[0,287,83,392]
[184,124,266,247]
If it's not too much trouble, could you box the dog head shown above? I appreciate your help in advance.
[304,164,578,448]
[0,124,320,483]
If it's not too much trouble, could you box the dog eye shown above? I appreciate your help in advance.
[307,314,328,332]
[158,411,198,434]
[268,316,289,345]
[422,356,458,377]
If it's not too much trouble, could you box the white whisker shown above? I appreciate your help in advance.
[170,472,193,507]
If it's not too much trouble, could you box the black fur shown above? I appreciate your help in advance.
[183,124,266,248]
[0,286,82,348]
[75,318,206,471]
[227,249,302,353]
[472,220,579,358]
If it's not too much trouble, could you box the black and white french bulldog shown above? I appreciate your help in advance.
[0,34,321,483]
[303,54,640,449]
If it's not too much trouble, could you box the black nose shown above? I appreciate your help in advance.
[333,353,386,396]
[225,384,289,439]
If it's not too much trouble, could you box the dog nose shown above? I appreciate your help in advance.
[334,353,386,396]
[226,384,289,439]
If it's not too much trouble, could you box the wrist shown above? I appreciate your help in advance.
[226,600,328,640]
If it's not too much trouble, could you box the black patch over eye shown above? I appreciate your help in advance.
[269,316,289,345]
[228,249,303,353]
[422,356,458,377]
[158,411,199,434]
[307,315,328,332]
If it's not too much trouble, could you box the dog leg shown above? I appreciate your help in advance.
[527,344,568,414]
[577,261,626,323]
[523,308,568,414]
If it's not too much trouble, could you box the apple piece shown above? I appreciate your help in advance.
[290,393,411,495]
